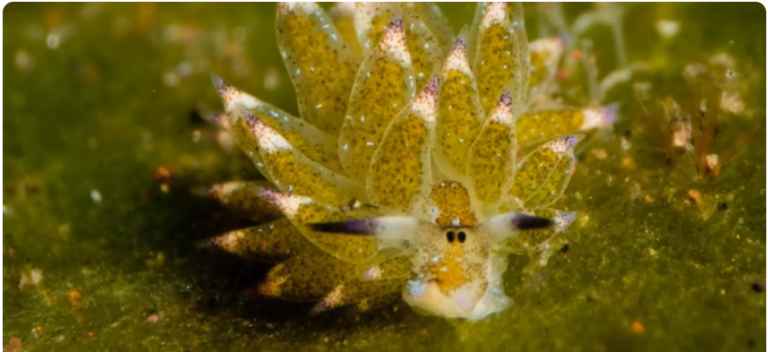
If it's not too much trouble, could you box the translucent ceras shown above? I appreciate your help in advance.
[200,2,615,321]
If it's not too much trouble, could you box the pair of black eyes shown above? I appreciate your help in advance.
[446,230,467,243]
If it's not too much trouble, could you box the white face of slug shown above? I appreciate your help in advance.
[402,227,511,321]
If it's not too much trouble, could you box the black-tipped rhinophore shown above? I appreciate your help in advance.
[307,219,377,236]
[511,214,555,230]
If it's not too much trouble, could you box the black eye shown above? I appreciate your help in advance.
[446,230,455,243]
[457,231,467,243]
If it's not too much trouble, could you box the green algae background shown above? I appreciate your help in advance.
[3,3,765,351]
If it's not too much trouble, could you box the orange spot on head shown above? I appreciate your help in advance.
[429,242,466,293]
[429,182,477,227]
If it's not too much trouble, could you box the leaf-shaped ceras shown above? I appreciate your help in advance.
[467,90,516,215]
[472,2,529,116]
[367,75,440,214]
[354,3,445,91]
[256,187,380,264]
[516,106,617,148]
[239,112,365,205]
[433,35,485,181]
[276,2,360,135]
[511,135,582,208]
[339,17,415,181]
[212,75,344,174]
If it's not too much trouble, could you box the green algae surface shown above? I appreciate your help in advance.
[4,3,765,351]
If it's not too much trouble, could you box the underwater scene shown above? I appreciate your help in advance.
[3,3,766,351]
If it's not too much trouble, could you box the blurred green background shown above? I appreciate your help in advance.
[3,3,765,351]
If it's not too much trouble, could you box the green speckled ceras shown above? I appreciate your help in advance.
[201,2,615,321]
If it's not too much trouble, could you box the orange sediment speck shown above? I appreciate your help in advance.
[68,289,80,304]
[147,313,160,324]
[153,166,174,183]
[569,50,583,59]
[632,320,645,333]
[621,156,635,169]
[685,189,702,205]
